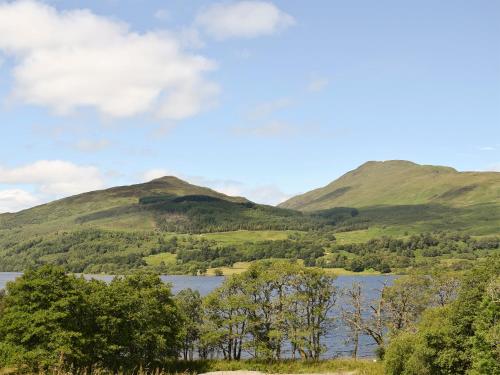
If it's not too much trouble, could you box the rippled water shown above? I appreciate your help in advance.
[0,272,396,358]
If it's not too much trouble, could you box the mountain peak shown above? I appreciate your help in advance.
[279,160,499,211]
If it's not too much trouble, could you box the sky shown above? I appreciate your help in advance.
[0,0,499,212]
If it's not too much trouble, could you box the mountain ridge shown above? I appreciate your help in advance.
[279,160,499,211]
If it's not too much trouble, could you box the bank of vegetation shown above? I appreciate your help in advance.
[0,228,497,276]
[0,256,497,374]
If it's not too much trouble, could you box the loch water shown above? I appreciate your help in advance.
[0,272,396,358]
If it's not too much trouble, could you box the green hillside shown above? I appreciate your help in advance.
[0,176,332,236]
[279,160,500,235]
[0,176,339,272]
[280,160,499,210]
[0,176,245,232]
[0,162,498,274]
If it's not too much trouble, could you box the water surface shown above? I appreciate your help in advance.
[0,272,395,358]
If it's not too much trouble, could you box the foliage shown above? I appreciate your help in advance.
[384,257,500,375]
[175,289,203,360]
[0,266,180,373]
[202,260,337,360]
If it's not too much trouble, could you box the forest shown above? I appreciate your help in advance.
[0,257,498,374]
[0,227,498,276]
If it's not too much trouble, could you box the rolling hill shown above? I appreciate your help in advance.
[0,162,498,274]
[280,160,500,234]
[0,176,336,272]
[0,176,326,235]
[280,160,499,210]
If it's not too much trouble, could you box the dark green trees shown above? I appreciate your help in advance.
[0,266,181,373]
[175,288,203,360]
[384,258,500,375]
[0,266,94,371]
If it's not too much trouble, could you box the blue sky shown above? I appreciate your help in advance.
[0,0,499,212]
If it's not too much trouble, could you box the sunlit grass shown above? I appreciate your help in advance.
[193,230,296,244]
[144,252,177,266]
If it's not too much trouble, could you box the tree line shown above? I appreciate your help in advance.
[1,228,498,277]
[0,261,337,372]
[1,256,497,374]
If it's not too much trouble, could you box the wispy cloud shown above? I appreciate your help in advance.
[479,146,496,151]
[248,97,293,119]
[195,1,295,40]
[154,9,170,21]
[232,121,299,138]
[307,74,329,92]
[73,139,111,152]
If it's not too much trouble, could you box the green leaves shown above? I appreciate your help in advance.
[384,256,500,375]
[0,266,181,372]
[202,260,337,360]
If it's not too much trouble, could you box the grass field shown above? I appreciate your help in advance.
[206,260,384,277]
[163,359,384,375]
[0,359,384,375]
[193,230,296,244]
[144,252,177,267]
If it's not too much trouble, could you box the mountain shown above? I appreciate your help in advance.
[0,163,498,274]
[279,160,500,235]
[0,176,335,272]
[0,176,327,235]
[280,160,500,211]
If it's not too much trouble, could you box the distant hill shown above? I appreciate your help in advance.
[0,176,337,272]
[280,160,500,210]
[0,176,330,236]
[0,162,498,273]
[279,160,499,235]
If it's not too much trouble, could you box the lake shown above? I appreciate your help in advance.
[0,272,396,358]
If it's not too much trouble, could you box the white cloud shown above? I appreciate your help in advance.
[0,0,218,119]
[0,189,40,213]
[0,160,104,196]
[479,146,495,151]
[307,75,329,92]
[195,1,295,40]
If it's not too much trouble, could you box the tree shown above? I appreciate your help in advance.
[286,268,337,360]
[201,260,337,361]
[429,271,460,307]
[89,272,181,371]
[470,276,500,375]
[385,256,500,375]
[0,266,95,372]
[383,274,431,334]
[202,274,249,360]
[341,283,363,359]
[175,288,203,360]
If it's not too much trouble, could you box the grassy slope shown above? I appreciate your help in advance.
[280,160,499,210]
[279,160,500,235]
[0,176,246,233]
[1,162,498,274]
